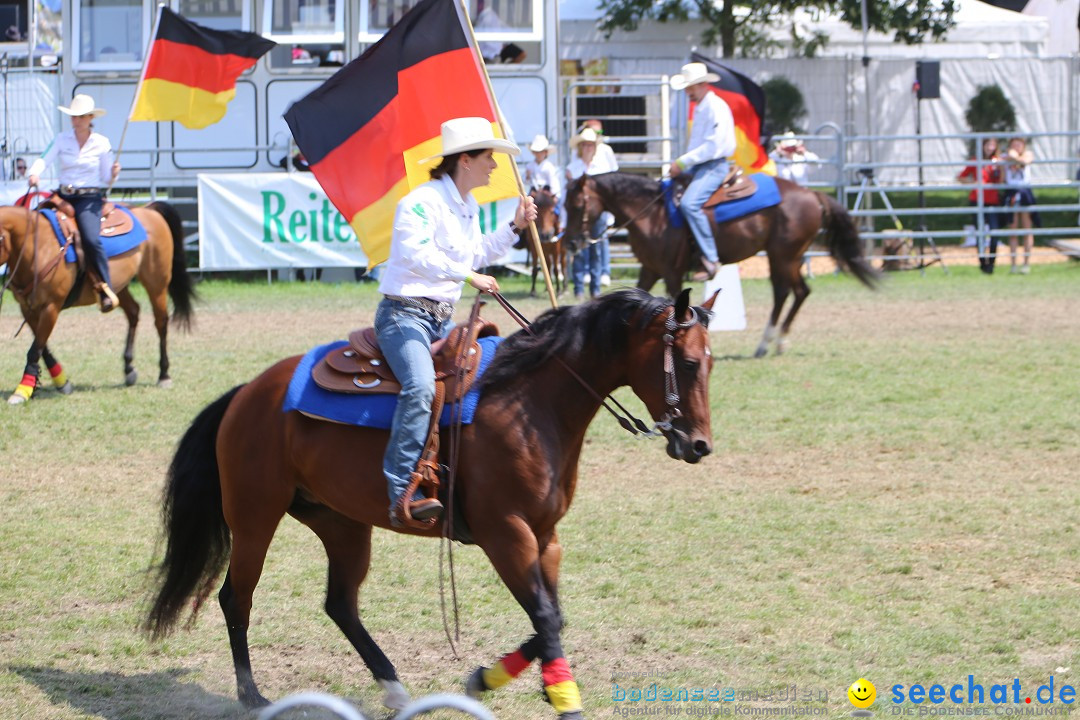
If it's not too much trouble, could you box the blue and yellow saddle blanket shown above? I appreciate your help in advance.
[283,335,503,428]
[663,174,781,228]
[39,206,148,263]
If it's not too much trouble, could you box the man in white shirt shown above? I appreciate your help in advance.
[524,134,562,197]
[770,132,819,185]
[669,62,736,280]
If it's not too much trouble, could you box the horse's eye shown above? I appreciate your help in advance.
[681,358,700,372]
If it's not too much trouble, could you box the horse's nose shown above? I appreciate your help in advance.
[693,439,712,458]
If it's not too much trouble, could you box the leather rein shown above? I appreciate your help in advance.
[488,290,698,437]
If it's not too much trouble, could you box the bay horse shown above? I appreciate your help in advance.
[564,172,879,357]
[525,186,565,296]
[144,288,717,719]
[0,201,195,403]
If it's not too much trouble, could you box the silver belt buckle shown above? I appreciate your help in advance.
[59,184,75,195]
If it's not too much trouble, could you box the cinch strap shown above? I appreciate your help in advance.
[482,649,531,690]
[542,658,583,714]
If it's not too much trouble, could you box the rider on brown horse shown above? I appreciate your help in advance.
[375,117,536,528]
[26,93,121,312]
[668,62,735,281]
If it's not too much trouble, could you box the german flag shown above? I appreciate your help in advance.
[130,7,275,129]
[284,0,518,266]
[691,54,776,175]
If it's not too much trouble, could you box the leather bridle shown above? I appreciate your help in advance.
[490,291,701,437]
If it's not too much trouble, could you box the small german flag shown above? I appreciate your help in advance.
[130,7,275,130]
[691,54,776,176]
[284,0,518,266]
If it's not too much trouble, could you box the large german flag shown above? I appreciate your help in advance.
[130,7,275,129]
[691,54,776,176]
[284,0,518,266]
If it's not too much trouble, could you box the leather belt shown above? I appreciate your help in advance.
[385,295,455,323]
[58,185,102,196]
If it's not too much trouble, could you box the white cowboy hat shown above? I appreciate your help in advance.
[419,117,519,164]
[58,93,107,118]
[777,131,800,150]
[528,134,551,153]
[569,127,599,148]
[670,62,720,91]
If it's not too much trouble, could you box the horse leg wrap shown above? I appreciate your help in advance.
[542,658,583,715]
[47,361,68,389]
[13,373,36,401]
[481,649,531,691]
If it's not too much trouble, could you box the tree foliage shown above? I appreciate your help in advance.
[595,0,957,58]
[761,76,808,136]
[963,84,1017,157]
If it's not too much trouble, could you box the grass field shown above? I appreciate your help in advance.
[1,262,1079,720]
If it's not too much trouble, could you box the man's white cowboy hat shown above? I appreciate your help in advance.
[777,131,800,150]
[670,62,720,91]
[528,134,551,153]
[419,117,519,163]
[569,127,599,148]
[58,94,107,118]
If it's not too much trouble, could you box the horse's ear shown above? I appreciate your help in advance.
[674,288,692,321]
[701,289,721,311]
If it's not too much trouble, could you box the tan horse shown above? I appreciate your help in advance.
[0,202,195,404]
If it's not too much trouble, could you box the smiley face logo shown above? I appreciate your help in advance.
[848,678,876,709]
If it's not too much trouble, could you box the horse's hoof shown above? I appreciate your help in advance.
[559,712,585,720]
[465,667,489,698]
[56,380,74,395]
[237,689,270,709]
[753,347,768,359]
[7,393,27,405]
[157,377,173,389]
[378,679,411,710]
[124,370,138,387]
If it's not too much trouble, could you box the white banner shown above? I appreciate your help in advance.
[198,173,525,271]
[198,173,369,270]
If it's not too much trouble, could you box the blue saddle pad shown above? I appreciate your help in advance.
[663,174,782,227]
[282,335,503,429]
[40,206,148,264]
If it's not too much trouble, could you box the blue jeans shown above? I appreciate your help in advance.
[62,192,110,286]
[682,159,728,264]
[374,297,453,513]
[598,212,613,276]
[573,213,607,296]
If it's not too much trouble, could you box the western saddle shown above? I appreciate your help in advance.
[312,315,498,528]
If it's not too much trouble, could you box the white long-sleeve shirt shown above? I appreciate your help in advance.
[566,148,620,180]
[27,129,114,187]
[378,173,517,304]
[525,157,563,196]
[677,91,736,170]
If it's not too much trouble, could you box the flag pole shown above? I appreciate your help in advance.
[456,0,558,308]
[109,2,164,194]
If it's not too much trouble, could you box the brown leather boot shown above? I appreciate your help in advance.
[390,495,444,528]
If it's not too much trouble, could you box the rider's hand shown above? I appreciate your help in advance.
[468,272,500,294]
[514,195,537,231]
[28,174,39,187]
[670,163,682,177]
[111,162,121,181]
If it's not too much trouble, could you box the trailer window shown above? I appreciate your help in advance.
[360,0,540,47]
[75,0,146,68]
[174,0,248,31]
[263,0,343,41]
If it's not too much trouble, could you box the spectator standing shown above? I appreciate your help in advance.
[957,137,1003,274]
[769,132,818,184]
[581,119,617,286]
[1002,137,1037,275]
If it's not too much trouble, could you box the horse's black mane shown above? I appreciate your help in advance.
[481,288,672,389]
[588,171,661,204]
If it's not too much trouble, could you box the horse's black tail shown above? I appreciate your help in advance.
[147,200,197,331]
[821,194,880,289]
[144,385,243,639]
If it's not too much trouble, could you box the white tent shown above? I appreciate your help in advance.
[1022,0,1079,55]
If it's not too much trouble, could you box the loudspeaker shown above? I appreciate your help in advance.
[915,60,940,100]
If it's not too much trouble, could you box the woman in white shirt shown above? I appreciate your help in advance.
[376,117,536,528]
[27,94,121,312]
[1002,137,1037,274]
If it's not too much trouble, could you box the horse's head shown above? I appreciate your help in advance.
[528,186,560,242]
[629,288,718,463]
[563,175,604,255]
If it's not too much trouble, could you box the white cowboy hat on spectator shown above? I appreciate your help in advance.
[419,116,519,163]
[58,94,107,118]
[569,127,599,148]
[528,134,551,153]
[776,132,800,150]
[670,62,720,91]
